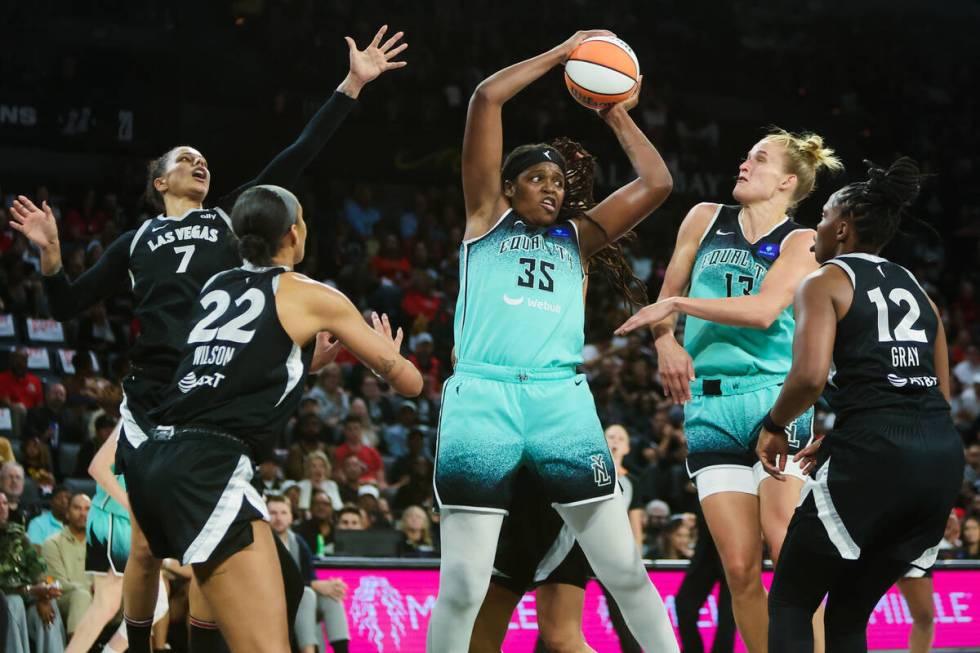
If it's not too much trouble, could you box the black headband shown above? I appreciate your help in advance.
[501,146,567,183]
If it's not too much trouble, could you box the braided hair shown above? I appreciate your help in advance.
[549,137,649,308]
[833,157,925,251]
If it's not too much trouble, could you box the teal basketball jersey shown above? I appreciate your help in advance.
[93,470,129,518]
[454,210,585,369]
[684,204,811,379]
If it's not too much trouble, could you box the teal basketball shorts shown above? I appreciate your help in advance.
[85,504,132,574]
[434,362,616,513]
[683,376,814,498]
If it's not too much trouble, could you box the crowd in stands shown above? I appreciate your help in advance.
[1,0,979,650]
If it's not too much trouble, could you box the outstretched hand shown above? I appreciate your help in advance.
[310,331,344,373]
[371,311,404,353]
[615,298,677,336]
[9,195,59,250]
[558,29,615,61]
[345,25,408,88]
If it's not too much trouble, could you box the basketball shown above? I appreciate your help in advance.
[564,36,640,110]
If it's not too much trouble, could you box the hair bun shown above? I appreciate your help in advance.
[799,133,845,174]
[864,157,921,209]
[238,233,272,263]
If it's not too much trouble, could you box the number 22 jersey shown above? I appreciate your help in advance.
[152,264,314,446]
[454,209,585,369]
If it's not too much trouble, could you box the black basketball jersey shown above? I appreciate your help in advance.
[127,208,241,377]
[824,253,949,422]
[152,264,314,447]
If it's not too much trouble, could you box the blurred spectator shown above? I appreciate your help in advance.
[342,184,381,238]
[62,352,108,404]
[335,506,364,531]
[660,519,694,560]
[392,456,434,512]
[402,273,442,323]
[370,234,411,284]
[26,485,69,547]
[643,500,671,558]
[40,493,91,637]
[298,451,343,512]
[252,453,286,497]
[347,398,380,448]
[1,492,65,653]
[267,495,351,653]
[389,429,432,490]
[285,413,327,481]
[20,436,53,484]
[960,515,980,559]
[295,489,335,557]
[954,346,980,386]
[0,348,43,437]
[280,481,302,520]
[75,303,124,354]
[966,443,980,491]
[1,462,41,527]
[334,416,385,487]
[398,505,435,557]
[73,414,116,478]
[357,375,395,425]
[337,456,363,505]
[24,383,85,461]
[383,402,426,459]
[356,485,391,530]
[0,437,14,464]
[407,332,441,382]
[938,511,962,557]
[306,364,349,431]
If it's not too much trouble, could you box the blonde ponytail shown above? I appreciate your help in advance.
[764,128,844,205]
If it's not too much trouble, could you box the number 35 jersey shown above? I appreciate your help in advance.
[823,253,948,422]
[454,209,585,369]
[128,208,241,376]
[685,204,810,379]
[152,264,314,446]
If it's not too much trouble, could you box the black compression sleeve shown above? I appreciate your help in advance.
[43,231,135,321]
[216,91,357,212]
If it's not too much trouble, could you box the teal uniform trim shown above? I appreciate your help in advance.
[454,210,585,370]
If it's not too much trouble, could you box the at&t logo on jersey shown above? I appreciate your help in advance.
[886,373,938,388]
[147,224,220,251]
[178,370,227,393]
[591,454,612,487]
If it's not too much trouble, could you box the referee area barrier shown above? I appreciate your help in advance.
[314,558,980,652]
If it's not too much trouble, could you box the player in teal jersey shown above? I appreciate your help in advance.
[65,427,169,653]
[427,30,678,653]
[617,129,843,653]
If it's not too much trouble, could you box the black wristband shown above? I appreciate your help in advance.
[763,412,786,434]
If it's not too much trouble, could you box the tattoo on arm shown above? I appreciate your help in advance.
[379,358,396,375]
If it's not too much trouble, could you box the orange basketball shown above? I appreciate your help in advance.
[564,36,640,110]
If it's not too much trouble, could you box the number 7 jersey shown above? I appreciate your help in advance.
[128,208,241,375]
[454,209,585,369]
[151,263,314,446]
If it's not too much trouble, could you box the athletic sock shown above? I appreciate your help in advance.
[188,617,229,653]
[124,614,154,653]
[330,639,350,653]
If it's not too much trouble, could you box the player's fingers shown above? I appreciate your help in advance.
[778,453,787,472]
[381,313,392,338]
[380,30,403,52]
[385,42,408,60]
[8,220,26,234]
[42,201,55,219]
[370,24,388,48]
[386,61,408,69]
[344,36,356,52]
[371,311,382,331]
[18,195,39,213]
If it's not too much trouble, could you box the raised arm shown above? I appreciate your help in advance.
[462,30,612,236]
[578,85,673,258]
[217,25,408,211]
[276,273,423,397]
[10,196,133,320]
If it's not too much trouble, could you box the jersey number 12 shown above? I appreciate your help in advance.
[866,286,927,343]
